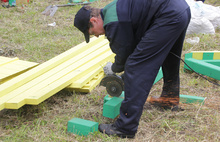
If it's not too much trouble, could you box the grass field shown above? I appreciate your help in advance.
[0,0,220,141]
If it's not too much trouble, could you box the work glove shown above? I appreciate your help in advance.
[103,62,114,75]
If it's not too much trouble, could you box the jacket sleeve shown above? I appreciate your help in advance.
[104,21,136,73]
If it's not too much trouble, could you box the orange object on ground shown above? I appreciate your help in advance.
[147,96,179,108]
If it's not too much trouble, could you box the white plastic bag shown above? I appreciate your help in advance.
[186,0,220,34]
[186,37,200,44]
[186,17,215,34]
[201,4,220,29]
[48,22,56,27]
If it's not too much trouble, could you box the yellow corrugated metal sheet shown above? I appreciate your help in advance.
[0,36,115,111]
[0,56,39,84]
[66,56,114,92]
[67,71,105,93]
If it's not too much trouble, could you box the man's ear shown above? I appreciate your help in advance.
[90,17,98,24]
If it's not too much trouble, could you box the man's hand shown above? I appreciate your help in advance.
[103,62,114,75]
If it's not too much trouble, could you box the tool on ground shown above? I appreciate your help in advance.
[42,2,92,17]
[100,74,124,97]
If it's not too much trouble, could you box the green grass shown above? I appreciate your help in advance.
[0,0,220,141]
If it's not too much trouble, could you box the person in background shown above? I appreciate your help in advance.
[74,0,191,138]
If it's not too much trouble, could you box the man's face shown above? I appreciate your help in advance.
[88,17,105,38]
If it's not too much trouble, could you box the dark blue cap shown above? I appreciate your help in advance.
[74,6,91,43]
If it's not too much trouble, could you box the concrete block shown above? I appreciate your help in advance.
[103,97,123,119]
[67,118,98,136]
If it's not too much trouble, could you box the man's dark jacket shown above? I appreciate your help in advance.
[101,0,189,72]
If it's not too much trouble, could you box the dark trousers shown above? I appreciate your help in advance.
[115,8,191,134]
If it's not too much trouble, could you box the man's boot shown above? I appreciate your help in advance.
[147,95,179,108]
[147,82,180,110]
[98,123,135,138]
